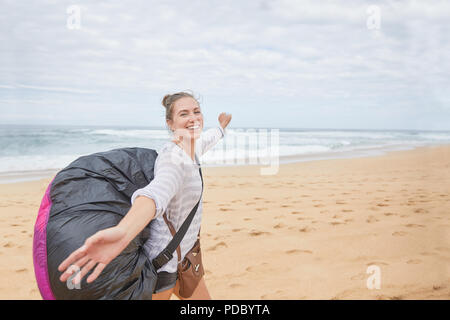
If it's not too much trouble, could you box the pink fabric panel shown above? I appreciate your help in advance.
[32,177,56,300]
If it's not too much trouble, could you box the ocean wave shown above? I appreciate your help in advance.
[90,129,170,139]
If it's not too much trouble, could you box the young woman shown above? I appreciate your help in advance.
[58,92,232,300]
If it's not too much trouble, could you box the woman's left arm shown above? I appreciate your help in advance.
[198,112,232,157]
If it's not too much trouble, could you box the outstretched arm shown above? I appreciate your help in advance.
[58,149,185,285]
[58,196,156,284]
[198,112,232,156]
[218,112,232,130]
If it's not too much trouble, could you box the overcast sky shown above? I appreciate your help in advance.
[1,0,449,130]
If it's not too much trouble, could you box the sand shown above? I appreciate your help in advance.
[0,145,449,300]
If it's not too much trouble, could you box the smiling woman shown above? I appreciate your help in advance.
[55,91,232,300]
[162,91,205,144]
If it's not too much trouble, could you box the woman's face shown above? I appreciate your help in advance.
[167,97,204,141]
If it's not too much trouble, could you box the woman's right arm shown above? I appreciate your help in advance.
[58,196,156,285]
[58,148,185,284]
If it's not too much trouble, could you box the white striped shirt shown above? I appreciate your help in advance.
[131,126,225,273]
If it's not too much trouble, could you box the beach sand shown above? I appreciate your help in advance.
[0,145,449,300]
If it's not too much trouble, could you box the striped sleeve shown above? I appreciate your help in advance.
[198,126,225,157]
[130,148,185,219]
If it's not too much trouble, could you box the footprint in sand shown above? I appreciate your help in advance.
[414,208,429,214]
[249,230,271,237]
[376,294,404,300]
[392,231,408,236]
[243,217,252,221]
[253,197,263,200]
[219,208,233,212]
[231,200,241,203]
[432,284,445,291]
[229,283,243,288]
[281,205,291,208]
[366,215,379,223]
[290,211,303,215]
[314,204,325,208]
[404,224,425,228]
[300,195,310,198]
[330,222,343,226]
[207,241,228,251]
[406,259,422,264]
[336,201,347,205]
[342,209,353,213]
[273,223,286,229]
[3,242,14,248]
[15,268,27,273]
[299,226,315,233]
[255,208,268,211]
[377,203,389,207]
[232,228,242,232]
[384,212,398,216]
[246,202,256,205]
[285,249,313,254]
[246,263,269,272]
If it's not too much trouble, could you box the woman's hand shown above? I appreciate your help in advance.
[58,226,129,285]
[218,112,232,130]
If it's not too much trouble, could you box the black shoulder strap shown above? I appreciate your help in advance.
[152,155,203,270]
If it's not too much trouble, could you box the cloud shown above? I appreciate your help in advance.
[15,84,96,94]
[0,0,449,129]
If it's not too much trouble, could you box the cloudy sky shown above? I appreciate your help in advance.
[1,0,449,130]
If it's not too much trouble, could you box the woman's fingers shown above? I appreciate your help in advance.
[58,245,87,273]
[59,254,90,282]
[87,263,106,283]
[74,260,98,285]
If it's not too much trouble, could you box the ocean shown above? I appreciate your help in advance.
[1,124,450,183]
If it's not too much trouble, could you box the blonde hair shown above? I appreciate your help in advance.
[161,91,200,121]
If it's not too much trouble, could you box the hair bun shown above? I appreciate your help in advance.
[162,94,172,109]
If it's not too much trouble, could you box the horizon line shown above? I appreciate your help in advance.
[0,123,449,132]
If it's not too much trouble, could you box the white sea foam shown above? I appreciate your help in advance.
[1,126,449,180]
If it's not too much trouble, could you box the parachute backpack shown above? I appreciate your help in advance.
[32,147,158,299]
